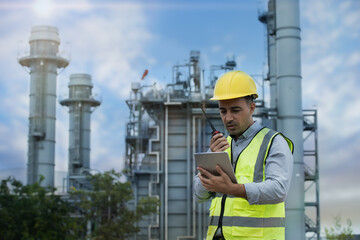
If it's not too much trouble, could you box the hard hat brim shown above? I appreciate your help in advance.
[210,93,258,101]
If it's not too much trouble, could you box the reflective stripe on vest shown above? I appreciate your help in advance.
[206,127,293,240]
[210,216,285,228]
[253,129,277,182]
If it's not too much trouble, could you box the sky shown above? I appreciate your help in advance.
[0,0,359,236]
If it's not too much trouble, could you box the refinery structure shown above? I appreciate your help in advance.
[16,0,320,239]
[125,0,319,239]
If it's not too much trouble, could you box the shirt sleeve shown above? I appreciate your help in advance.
[244,134,294,205]
[193,174,213,203]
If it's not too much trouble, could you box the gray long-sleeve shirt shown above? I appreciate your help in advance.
[193,121,293,205]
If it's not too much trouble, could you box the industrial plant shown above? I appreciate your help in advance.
[124,0,319,239]
[16,0,319,239]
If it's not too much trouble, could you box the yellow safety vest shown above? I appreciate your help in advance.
[206,128,294,240]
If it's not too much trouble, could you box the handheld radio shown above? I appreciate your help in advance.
[200,107,221,136]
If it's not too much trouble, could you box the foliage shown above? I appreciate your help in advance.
[0,176,80,240]
[324,215,354,240]
[0,170,158,239]
[69,169,159,240]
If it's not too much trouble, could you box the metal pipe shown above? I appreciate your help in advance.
[315,110,320,239]
[177,114,199,240]
[186,104,191,234]
[160,119,165,240]
[197,117,202,239]
[275,0,304,239]
[134,175,138,240]
[164,104,169,240]
[148,125,160,239]
[267,0,277,129]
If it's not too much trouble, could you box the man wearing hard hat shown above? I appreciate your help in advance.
[194,71,294,240]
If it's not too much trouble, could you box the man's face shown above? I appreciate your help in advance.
[218,97,255,139]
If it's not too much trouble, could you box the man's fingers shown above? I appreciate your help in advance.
[210,134,229,152]
[197,167,211,179]
[197,169,213,191]
[219,143,230,152]
[210,132,223,143]
[216,165,225,175]
[216,165,230,181]
[211,133,225,146]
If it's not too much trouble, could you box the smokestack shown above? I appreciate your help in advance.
[60,73,101,190]
[18,25,69,187]
[275,0,305,238]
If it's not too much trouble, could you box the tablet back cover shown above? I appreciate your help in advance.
[194,152,237,183]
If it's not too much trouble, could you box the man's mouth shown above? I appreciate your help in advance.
[227,125,236,130]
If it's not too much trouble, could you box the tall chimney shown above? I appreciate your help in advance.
[19,25,69,187]
[275,0,305,238]
[60,74,101,190]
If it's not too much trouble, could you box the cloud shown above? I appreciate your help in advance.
[56,6,154,99]
[348,51,360,66]
[210,45,222,54]
[0,119,27,169]
[301,0,360,232]
[0,0,154,175]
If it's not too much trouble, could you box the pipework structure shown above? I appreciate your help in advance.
[125,50,290,239]
[126,0,317,238]
[60,74,101,190]
[125,51,225,240]
[18,25,69,187]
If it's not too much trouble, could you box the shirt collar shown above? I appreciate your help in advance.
[235,121,262,141]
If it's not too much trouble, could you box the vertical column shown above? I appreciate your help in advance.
[60,74,101,189]
[275,0,305,239]
[259,0,277,129]
[268,0,277,111]
[19,26,69,187]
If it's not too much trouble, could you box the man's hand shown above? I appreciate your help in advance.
[210,133,229,152]
[197,165,247,198]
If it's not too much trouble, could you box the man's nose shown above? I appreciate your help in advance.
[225,112,233,122]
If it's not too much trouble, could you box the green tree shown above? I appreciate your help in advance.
[0,176,80,240]
[324,215,354,240]
[69,169,159,240]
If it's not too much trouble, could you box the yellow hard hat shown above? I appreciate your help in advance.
[210,70,258,100]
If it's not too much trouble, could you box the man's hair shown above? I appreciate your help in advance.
[244,95,255,105]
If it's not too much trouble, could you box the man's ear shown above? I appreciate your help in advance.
[250,101,255,114]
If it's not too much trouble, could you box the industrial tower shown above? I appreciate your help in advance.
[60,74,101,190]
[259,0,305,238]
[18,25,69,187]
[259,0,320,239]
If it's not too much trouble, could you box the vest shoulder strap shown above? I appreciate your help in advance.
[253,128,294,182]
[253,128,278,182]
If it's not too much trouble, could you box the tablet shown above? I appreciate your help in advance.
[194,152,237,183]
